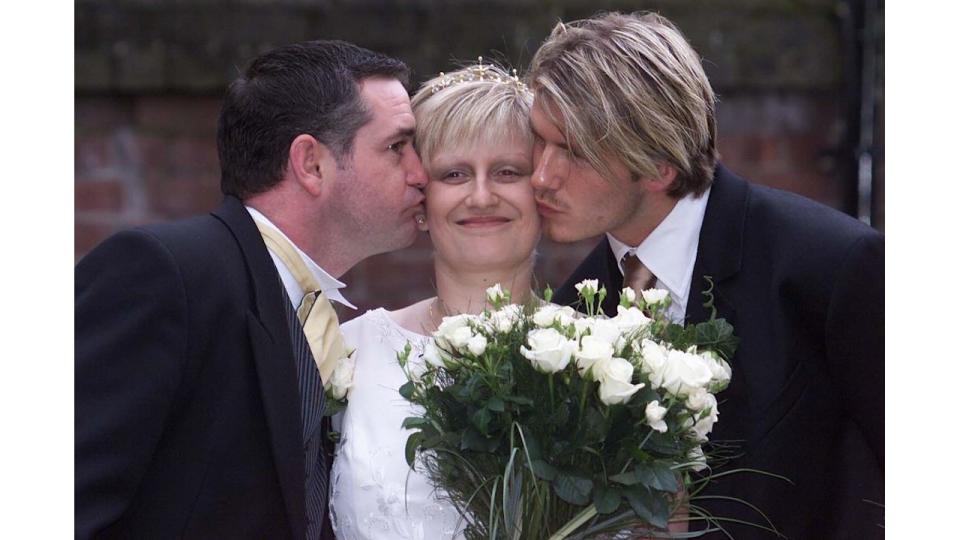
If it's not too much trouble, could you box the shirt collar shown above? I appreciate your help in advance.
[245,206,356,309]
[606,187,710,303]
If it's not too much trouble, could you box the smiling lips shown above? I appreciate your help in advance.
[456,216,511,227]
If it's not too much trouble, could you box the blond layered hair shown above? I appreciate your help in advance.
[530,11,718,197]
[411,63,534,169]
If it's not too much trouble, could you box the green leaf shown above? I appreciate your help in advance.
[323,396,346,416]
[640,431,682,455]
[398,380,415,400]
[609,462,679,492]
[624,484,670,529]
[471,407,492,433]
[503,395,534,406]
[487,396,506,412]
[582,406,607,443]
[519,427,543,459]
[401,416,430,430]
[529,459,558,481]
[592,485,621,515]
[404,432,424,468]
[461,428,500,452]
[553,472,593,505]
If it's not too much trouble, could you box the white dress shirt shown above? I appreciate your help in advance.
[607,188,710,323]
[245,206,356,311]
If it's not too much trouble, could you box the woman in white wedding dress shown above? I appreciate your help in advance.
[328,63,540,540]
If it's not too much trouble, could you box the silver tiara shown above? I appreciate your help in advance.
[428,56,531,95]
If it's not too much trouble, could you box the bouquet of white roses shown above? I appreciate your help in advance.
[398,281,748,539]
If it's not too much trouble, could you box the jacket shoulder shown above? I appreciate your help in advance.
[746,181,881,249]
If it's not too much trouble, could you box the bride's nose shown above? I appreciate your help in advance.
[465,177,497,208]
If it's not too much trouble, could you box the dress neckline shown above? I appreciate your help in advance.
[370,307,432,340]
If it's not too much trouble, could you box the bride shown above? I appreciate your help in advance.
[328,62,540,539]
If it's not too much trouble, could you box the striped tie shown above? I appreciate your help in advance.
[280,287,328,540]
[255,221,338,539]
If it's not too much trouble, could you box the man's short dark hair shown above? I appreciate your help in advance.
[217,40,409,199]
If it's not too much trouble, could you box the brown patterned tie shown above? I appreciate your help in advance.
[622,253,657,292]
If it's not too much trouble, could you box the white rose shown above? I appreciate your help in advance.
[466,334,488,356]
[574,279,599,297]
[645,400,668,432]
[489,304,522,333]
[486,283,506,304]
[592,356,636,385]
[435,313,474,349]
[448,326,475,351]
[612,305,652,336]
[521,328,576,374]
[422,342,446,369]
[532,304,577,328]
[597,377,645,405]
[621,286,637,304]
[688,446,708,472]
[586,318,622,345]
[700,350,732,390]
[639,339,670,389]
[641,288,671,305]
[328,354,356,400]
[692,396,719,442]
[573,318,593,338]
[660,349,713,398]
[575,335,615,378]
[685,387,713,412]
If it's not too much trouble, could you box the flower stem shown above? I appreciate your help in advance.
[549,374,556,408]
[577,380,589,425]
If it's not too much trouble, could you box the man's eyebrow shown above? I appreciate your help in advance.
[388,127,416,141]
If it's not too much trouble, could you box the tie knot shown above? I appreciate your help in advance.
[296,290,325,325]
[622,254,657,292]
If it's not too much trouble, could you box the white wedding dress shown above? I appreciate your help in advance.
[329,308,466,540]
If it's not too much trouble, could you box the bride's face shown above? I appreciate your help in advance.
[422,135,540,273]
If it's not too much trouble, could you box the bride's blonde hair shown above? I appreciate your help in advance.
[411,60,534,171]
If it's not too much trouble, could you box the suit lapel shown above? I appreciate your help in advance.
[685,165,748,326]
[212,196,306,540]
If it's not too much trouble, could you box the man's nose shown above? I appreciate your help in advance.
[405,150,428,189]
[531,145,564,191]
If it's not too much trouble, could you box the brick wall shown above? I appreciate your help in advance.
[75,0,881,320]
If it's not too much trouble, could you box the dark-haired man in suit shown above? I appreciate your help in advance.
[529,12,883,539]
[76,40,428,539]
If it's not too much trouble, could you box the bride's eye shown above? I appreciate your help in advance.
[439,170,469,184]
[495,167,527,182]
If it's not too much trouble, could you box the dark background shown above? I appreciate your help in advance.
[75,0,884,320]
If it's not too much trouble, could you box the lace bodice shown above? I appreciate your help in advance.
[329,309,465,540]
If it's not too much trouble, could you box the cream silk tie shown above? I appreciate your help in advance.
[255,222,348,387]
[622,253,658,293]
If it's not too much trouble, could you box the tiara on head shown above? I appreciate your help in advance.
[428,56,531,95]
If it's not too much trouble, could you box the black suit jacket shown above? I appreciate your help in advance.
[76,196,332,539]
[554,165,884,539]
